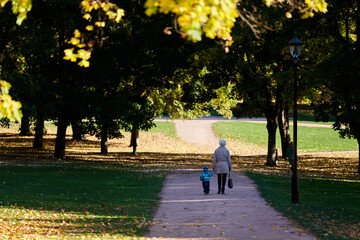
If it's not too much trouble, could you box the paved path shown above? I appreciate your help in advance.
[146,119,317,239]
[146,172,315,240]
[173,119,218,145]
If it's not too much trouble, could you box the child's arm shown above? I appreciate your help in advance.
[200,173,204,181]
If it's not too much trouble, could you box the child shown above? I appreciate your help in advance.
[200,166,214,195]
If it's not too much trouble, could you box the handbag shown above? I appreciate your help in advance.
[228,173,233,189]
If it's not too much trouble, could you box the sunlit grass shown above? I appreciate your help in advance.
[213,121,358,153]
[146,121,177,139]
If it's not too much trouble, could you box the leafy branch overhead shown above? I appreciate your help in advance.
[145,0,328,48]
[63,0,125,67]
[0,0,328,124]
[1,0,328,66]
[145,0,238,45]
[0,0,32,25]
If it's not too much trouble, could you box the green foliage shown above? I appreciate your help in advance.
[213,121,358,152]
[314,49,360,144]
[246,172,360,239]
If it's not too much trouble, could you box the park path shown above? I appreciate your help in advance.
[146,119,317,240]
[145,171,315,240]
[173,119,218,145]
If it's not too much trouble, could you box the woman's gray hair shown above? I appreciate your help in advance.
[219,140,226,146]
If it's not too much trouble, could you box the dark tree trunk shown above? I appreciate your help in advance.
[266,117,278,166]
[54,115,68,158]
[130,123,139,155]
[264,81,280,166]
[356,0,360,52]
[20,113,32,136]
[358,138,360,174]
[33,111,44,149]
[278,105,291,157]
[101,129,108,154]
[71,120,83,140]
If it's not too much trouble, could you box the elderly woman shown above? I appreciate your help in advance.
[212,140,232,194]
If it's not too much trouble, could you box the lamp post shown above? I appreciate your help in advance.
[288,32,302,204]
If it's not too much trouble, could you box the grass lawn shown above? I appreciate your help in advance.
[246,172,360,240]
[213,121,358,153]
[0,162,166,239]
[42,121,178,139]
[147,121,177,139]
[1,120,360,239]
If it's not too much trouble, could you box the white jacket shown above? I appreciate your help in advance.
[212,146,231,174]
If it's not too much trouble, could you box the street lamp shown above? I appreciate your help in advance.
[288,32,302,203]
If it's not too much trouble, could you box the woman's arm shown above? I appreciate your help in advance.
[227,150,232,171]
[212,150,217,170]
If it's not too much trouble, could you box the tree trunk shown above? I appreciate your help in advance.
[358,138,360,174]
[20,112,32,136]
[54,115,68,158]
[71,120,83,140]
[101,129,108,154]
[278,105,291,157]
[33,111,44,149]
[355,0,360,52]
[130,123,139,155]
[266,117,278,166]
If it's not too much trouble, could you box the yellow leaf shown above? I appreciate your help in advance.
[86,25,94,31]
[74,29,81,38]
[69,37,80,45]
[78,59,90,68]
[78,49,91,60]
[63,48,78,62]
[64,48,74,57]
[265,0,273,7]
[115,8,125,22]
[273,226,278,230]
[83,13,91,20]
[95,21,106,27]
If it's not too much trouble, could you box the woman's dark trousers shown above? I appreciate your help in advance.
[217,173,227,194]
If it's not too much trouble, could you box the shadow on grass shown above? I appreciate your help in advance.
[0,162,165,236]
[234,154,360,180]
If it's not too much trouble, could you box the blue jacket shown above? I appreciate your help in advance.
[200,170,214,182]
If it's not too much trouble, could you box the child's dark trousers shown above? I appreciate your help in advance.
[202,181,210,194]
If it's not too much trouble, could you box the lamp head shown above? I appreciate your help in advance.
[288,32,303,60]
